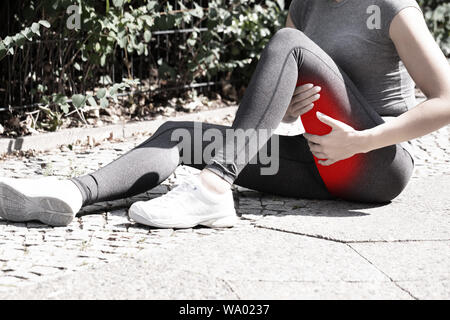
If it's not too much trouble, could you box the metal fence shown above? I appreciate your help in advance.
[0,0,222,113]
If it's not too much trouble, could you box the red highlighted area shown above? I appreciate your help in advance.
[297,79,363,196]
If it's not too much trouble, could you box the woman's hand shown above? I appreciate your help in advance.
[282,83,321,123]
[304,112,365,166]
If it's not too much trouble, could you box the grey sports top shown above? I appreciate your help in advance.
[289,0,422,116]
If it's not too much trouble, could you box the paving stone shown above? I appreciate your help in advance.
[0,276,20,289]
[228,280,412,300]
[349,241,450,282]
[254,176,450,242]
[29,266,61,276]
[0,265,238,300]
[396,280,450,300]
[0,228,388,299]
[0,110,447,299]
[131,228,387,283]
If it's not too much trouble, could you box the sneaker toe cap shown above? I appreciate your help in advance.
[128,202,152,224]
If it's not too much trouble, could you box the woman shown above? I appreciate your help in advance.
[1,0,449,229]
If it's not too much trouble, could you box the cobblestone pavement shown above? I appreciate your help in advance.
[0,108,449,299]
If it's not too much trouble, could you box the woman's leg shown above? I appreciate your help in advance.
[205,27,414,202]
[64,27,415,228]
[0,118,330,227]
[71,121,332,207]
[0,27,414,227]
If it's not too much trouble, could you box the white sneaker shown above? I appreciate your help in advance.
[0,177,82,227]
[128,175,238,229]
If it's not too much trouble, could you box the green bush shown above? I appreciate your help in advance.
[418,0,450,56]
[1,0,286,131]
[0,0,448,133]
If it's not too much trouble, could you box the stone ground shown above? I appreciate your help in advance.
[0,107,449,299]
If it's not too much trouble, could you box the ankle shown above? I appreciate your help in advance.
[199,170,231,195]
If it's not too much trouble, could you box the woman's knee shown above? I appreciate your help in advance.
[272,27,308,42]
[265,28,309,55]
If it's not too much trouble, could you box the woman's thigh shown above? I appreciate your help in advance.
[279,28,414,202]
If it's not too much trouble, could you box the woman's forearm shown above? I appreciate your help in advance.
[359,97,450,153]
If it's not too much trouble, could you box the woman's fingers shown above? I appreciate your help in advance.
[293,83,315,95]
[307,141,328,159]
[304,133,324,144]
[285,84,321,119]
[293,85,321,101]
[311,151,327,159]
[292,93,321,109]
[291,103,314,117]
[307,141,323,153]
[318,159,337,166]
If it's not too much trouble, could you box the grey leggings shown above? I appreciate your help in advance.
[71,28,414,206]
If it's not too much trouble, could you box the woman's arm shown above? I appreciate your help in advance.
[359,7,450,153]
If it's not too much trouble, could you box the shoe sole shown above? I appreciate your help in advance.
[129,206,238,229]
[0,182,74,227]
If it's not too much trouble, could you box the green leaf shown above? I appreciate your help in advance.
[144,30,152,42]
[0,42,6,61]
[3,37,12,46]
[53,94,68,105]
[96,88,107,99]
[71,94,87,108]
[141,15,154,27]
[100,54,107,67]
[112,0,125,8]
[39,20,51,28]
[147,1,158,11]
[14,34,27,46]
[191,3,204,19]
[87,96,98,108]
[20,28,33,40]
[60,103,70,114]
[31,22,41,36]
[100,98,109,108]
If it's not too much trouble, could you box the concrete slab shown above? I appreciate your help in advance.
[228,280,411,300]
[133,228,388,283]
[0,228,391,299]
[253,176,450,242]
[349,241,450,282]
[0,265,237,300]
[396,280,450,300]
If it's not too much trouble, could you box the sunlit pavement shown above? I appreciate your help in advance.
[0,107,448,299]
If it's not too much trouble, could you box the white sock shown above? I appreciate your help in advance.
[60,179,84,214]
